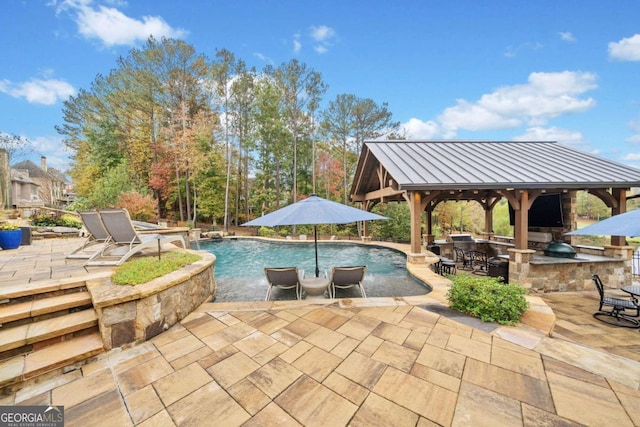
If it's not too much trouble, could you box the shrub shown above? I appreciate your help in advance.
[30,213,82,229]
[446,274,529,325]
[258,226,276,237]
[111,251,201,285]
[116,190,156,221]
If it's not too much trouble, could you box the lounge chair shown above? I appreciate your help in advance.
[592,274,639,328]
[85,209,186,266]
[264,267,302,301]
[66,211,112,259]
[328,266,367,299]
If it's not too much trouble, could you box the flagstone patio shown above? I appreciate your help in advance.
[0,237,639,426]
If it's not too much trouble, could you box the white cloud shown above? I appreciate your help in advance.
[310,25,336,42]
[253,52,274,65]
[56,0,186,47]
[608,34,640,61]
[0,78,76,105]
[626,118,640,144]
[309,25,337,54]
[512,126,585,145]
[559,32,576,42]
[438,71,596,136]
[401,118,442,139]
[504,41,543,58]
[292,33,302,54]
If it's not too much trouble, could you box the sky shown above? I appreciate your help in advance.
[2,0,640,173]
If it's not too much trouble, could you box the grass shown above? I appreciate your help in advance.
[111,251,202,285]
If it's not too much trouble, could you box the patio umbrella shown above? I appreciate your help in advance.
[565,209,640,237]
[241,194,388,277]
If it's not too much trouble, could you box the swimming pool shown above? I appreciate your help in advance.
[197,238,431,302]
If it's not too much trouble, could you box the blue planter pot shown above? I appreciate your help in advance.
[0,229,22,250]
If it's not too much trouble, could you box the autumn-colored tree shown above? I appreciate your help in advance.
[315,149,342,200]
[116,190,156,221]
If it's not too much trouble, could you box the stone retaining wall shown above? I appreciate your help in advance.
[88,251,216,349]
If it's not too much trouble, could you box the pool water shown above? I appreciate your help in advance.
[197,239,431,302]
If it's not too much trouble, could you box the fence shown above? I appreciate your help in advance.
[633,250,640,278]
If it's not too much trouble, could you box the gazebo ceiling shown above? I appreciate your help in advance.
[351,140,640,202]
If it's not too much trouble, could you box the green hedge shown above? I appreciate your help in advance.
[446,274,529,325]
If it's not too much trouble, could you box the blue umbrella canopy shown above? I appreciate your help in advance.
[242,195,388,277]
[242,195,387,226]
[565,209,640,237]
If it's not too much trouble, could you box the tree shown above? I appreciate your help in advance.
[320,94,357,204]
[57,37,215,221]
[253,77,289,212]
[352,98,399,154]
[0,133,33,164]
[211,49,238,231]
[273,59,327,205]
[229,62,257,224]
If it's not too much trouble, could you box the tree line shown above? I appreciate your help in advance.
[56,36,400,229]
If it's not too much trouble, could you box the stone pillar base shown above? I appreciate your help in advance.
[603,245,634,260]
[407,253,427,264]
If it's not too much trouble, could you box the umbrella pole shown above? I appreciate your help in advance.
[314,225,319,277]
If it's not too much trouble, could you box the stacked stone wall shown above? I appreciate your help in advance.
[90,251,216,349]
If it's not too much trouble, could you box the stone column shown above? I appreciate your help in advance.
[507,248,536,288]
[0,149,9,209]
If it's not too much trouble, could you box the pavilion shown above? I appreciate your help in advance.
[350,140,640,291]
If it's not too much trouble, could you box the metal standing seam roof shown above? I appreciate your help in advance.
[355,140,640,192]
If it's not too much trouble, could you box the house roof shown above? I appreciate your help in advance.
[12,160,47,178]
[351,141,640,197]
[11,160,68,183]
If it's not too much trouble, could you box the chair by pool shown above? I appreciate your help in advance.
[264,267,302,301]
[85,209,186,266]
[328,266,367,299]
[67,211,112,259]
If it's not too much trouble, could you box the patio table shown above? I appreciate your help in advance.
[622,286,640,300]
[300,277,330,299]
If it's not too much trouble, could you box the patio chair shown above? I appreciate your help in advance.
[85,209,186,266]
[471,250,488,274]
[592,274,639,328]
[264,267,302,301]
[454,247,472,270]
[66,211,112,259]
[327,266,367,299]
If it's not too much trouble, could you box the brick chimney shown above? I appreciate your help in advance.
[41,156,47,173]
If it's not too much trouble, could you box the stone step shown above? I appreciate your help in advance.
[0,333,104,390]
[0,309,98,354]
[0,279,88,302]
[0,291,92,325]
